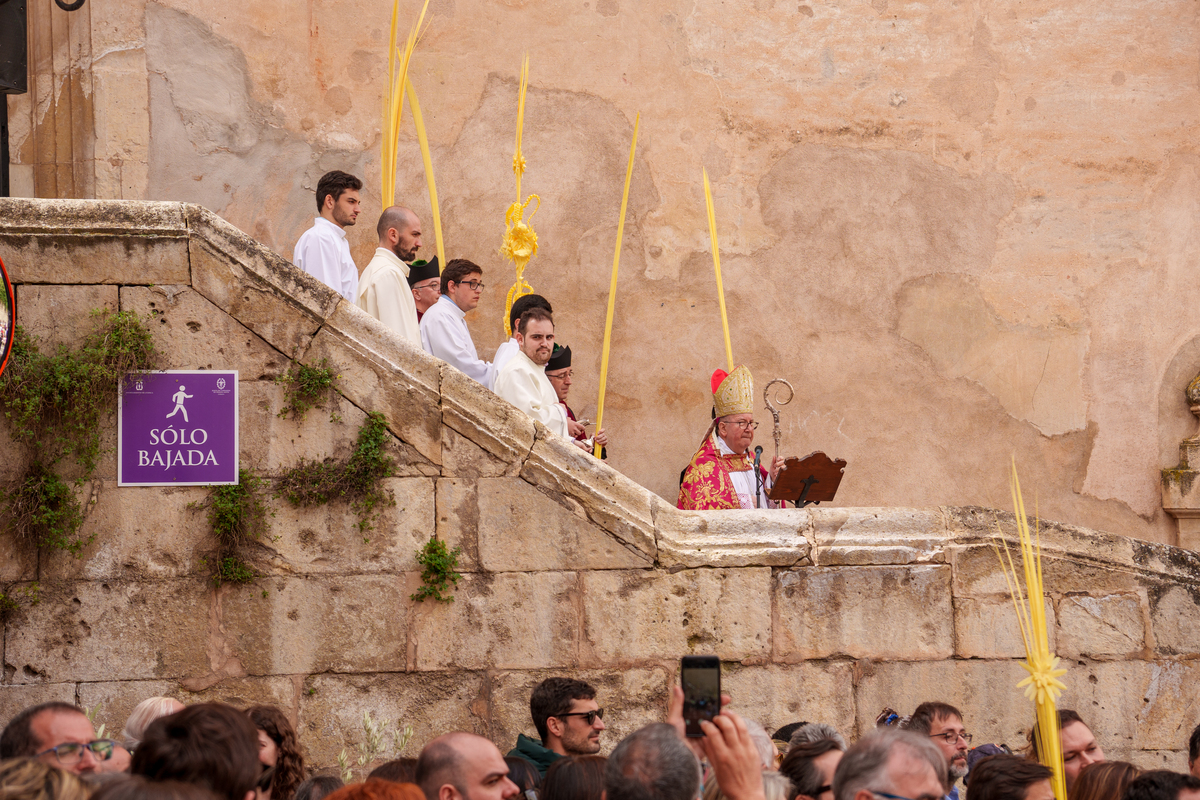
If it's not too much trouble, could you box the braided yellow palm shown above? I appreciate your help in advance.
[994,460,1068,800]
[501,56,540,336]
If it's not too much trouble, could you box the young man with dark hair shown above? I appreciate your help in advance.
[493,294,553,377]
[507,678,604,777]
[780,738,844,800]
[1028,709,1104,793]
[0,700,114,776]
[419,258,494,388]
[356,206,424,343]
[293,169,362,302]
[906,702,969,800]
[966,755,1053,800]
[493,308,573,441]
[1124,771,1200,800]
[131,702,261,800]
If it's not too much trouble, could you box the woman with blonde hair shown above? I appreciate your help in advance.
[0,758,91,800]
[122,697,185,752]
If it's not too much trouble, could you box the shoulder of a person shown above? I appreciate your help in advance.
[495,356,521,381]
[294,223,321,246]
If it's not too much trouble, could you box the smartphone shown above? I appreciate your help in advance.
[681,655,721,738]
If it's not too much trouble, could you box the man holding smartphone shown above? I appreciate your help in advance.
[507,678,606,777]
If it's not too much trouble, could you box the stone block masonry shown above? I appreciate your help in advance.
[1,199,1199,774]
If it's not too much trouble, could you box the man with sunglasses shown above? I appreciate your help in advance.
[420,258,496,389]
[507,678,606,778]
[906,702,970,800]
[0,701,115,775]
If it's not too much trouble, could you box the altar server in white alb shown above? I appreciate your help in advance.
[493,293,553,377]
[419,258,495,388]
[493,306,570,439]
[356,206,427,343]
[293,170,362,302]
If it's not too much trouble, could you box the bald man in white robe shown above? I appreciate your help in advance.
[356,206,422,343]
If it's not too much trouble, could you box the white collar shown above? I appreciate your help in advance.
[313,216,348,239]
[716,434,741,456]
[373,247,410,276]
[436,293,466,320]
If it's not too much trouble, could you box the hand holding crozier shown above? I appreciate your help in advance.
[769,455,784,481]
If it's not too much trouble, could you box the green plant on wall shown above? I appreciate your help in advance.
[411,536,461,603]
[0,311,158,554]
[276,359,338,421]
[212,555,257,587]
[192,468,272,587]
[0,583,39,620]
[277,412,395,532]
[4,463,88,554]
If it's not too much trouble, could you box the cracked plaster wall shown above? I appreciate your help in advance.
[7,0,1200,544]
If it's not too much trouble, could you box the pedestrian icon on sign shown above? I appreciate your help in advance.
[165,386,193,423]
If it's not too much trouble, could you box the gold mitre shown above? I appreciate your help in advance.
[712,365,754,417]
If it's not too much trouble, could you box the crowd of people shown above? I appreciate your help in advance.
[4,677,1200,800]
[292,170,788,509]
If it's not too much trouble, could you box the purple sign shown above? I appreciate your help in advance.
[119,371,239,486]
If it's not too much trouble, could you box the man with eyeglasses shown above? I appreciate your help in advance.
[356,206,426,344]
[833,729,947,800]
[0,701,114,775]
[420,258,496,389]
[507,677,606,778]
[678,365,784,510]
[544,344,608,456]
[905,702,970,800]
[409,264,441,324]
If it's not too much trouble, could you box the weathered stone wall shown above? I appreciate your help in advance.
[2,199,1200,773]
[8,0,1200,545]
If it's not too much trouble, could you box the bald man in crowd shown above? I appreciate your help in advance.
[416,731,520,800]
[356,206,424,343]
